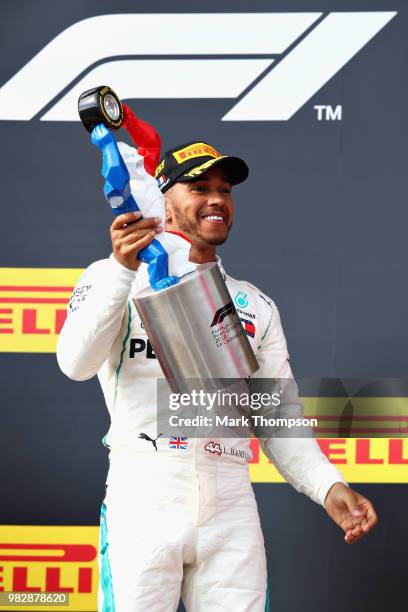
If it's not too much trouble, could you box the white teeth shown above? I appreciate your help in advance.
[204,215,223,221]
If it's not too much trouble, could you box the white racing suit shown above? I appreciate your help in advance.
[57,255,347,612]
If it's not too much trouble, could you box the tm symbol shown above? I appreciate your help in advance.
[314,104,342,121]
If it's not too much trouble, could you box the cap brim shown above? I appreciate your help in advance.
[177,155,249,186]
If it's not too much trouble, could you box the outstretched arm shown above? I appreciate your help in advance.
[253,298,378,541]
[253,303,348,507]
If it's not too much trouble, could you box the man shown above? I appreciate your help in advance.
[57,141,378,612]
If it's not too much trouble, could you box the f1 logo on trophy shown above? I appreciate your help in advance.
[77,86,259,434]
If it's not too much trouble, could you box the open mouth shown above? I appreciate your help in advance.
[201,213,226,225]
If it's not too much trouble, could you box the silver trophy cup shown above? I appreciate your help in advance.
[133,262,259,394]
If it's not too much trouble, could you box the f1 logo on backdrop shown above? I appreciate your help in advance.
[0,12,396,122]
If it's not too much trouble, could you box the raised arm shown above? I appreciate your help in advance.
[57,212,161,380]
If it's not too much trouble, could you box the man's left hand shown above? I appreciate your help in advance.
[324,482,378,544]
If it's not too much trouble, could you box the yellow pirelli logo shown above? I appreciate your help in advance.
[249,437,408,483]
[0,525,99,611]
[0,268,83,353]
[173,142,221,163]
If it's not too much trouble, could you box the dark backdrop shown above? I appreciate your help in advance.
[0,2,406,611]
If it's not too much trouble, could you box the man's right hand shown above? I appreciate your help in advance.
[110,211,163,271]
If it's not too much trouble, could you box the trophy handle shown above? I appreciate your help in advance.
[121,103,161,177]
[91,124,135,214]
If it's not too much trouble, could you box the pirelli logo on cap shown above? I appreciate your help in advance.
[173,142,222,164]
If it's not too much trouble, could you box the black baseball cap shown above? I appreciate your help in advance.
[154,141,249,193]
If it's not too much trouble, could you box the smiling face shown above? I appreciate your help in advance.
[164,166,234,260]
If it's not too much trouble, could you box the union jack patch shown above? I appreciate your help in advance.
[169,436,188,450]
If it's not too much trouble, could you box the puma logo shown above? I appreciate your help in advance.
[139,432,163,451]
